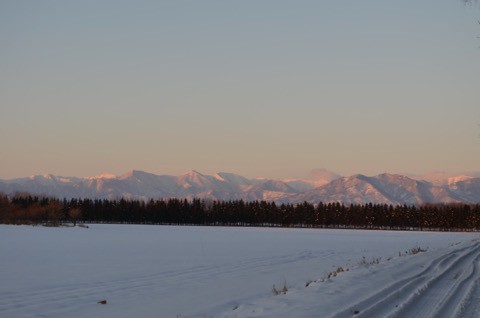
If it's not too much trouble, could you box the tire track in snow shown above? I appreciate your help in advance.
[388,248,480,318]
[456,261,480,317]
[429,253,480,318]
[330,241,480,318]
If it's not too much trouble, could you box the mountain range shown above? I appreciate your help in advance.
[1,170,479,205]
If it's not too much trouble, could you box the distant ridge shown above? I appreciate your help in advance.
[0,170,479,205]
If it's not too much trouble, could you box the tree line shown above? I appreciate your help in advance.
[1,193,479,231]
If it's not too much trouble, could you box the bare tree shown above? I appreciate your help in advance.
[69,208,82,226]
[47,201,63,226]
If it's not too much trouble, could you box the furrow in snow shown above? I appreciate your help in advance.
[329,242,480,318]
[387,242,480,318]
[455,263,480,318]
[428,253,480,318]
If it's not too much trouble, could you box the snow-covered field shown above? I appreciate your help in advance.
[1,225,479,318]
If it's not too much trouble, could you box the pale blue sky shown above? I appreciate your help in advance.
[1,0,479,179]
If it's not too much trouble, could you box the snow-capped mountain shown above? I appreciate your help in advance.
[0,170,479,205]
[419,171,474,186]
[242,180,300,201]
[281,168,343,192]
[448,178,480,203]
[285,174,465,205]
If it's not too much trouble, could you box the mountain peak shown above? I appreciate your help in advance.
[29,174,55,180]
[87,173,117,180]
[214,172,253,184]
[183,170,203,177]
[348,174,369,180]
[178,170,214,188]
[2,170,479,204]
[377,173,411,180]
[308,169,342,182]
[119,170,153,180]
[420,171,476,186]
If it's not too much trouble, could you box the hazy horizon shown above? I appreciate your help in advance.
[2,167,480,182]
[1,0,479,180]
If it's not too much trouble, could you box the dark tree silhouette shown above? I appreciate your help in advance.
[1,194,479,231]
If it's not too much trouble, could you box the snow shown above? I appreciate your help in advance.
[0,225,479,318]
[2,170,480,204]
[214,173,226,182]
[448,175,473,185]
[87,174,117,180]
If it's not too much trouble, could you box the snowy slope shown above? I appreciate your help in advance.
[0,174,85,199]
[449,178,480,203]
[0,171,479,204]
[421,171,474,186]
[281,168,343,191]
[242,180,299,201]
[287,174,467,205]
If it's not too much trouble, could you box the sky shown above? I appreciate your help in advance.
[1,0,479,180]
